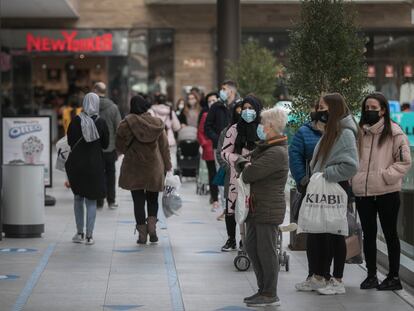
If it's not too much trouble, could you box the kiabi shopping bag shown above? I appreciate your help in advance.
[297,172,348,236]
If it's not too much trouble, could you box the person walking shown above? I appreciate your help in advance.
[221,95,262,251]
[149,94,181,170]
[198,92,220,210]
[236,107,289,307]
[352,92,411,291]
[310,93,359,295]
[66,92,109,245]
[93,82,122,209]
[116,95,172,244]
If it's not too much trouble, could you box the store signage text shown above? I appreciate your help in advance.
[9,123,42,139]
[26,31,113,53]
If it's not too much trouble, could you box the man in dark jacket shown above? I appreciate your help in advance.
[94,82,122,209]
[204,80,240,149]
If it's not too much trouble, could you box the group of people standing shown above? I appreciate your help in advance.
[63,77,411,307]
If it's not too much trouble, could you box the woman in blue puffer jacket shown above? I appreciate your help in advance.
[288,101,325,291]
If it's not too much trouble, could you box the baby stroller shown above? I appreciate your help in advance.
[176,126,200,178]
[234,224,290,272]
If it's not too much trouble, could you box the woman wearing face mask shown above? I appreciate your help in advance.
[175,98,186,125]
[182,92,201,128]
[198,92,220,209]
[309,93,359,295]
[352,92,411,291]
[220,95,262,251]
[235,107,289,307]
[289,101,329,291]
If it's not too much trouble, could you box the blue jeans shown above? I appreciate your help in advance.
[74,195,97,237]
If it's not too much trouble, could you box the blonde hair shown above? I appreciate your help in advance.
[260,107,288,134]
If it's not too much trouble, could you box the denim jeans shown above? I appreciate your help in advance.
[74,195,97,237]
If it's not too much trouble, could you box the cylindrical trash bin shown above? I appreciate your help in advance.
[2,164,45,238]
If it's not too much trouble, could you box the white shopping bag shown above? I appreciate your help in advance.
[297,173,348,236]
[162,172,182,218]
[55,136,71,172]
[235,172,250,225]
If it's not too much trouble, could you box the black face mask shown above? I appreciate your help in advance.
[312,111,329,123]
[364,110,381,126]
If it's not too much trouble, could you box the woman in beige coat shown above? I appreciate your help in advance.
[352,92,411,291]
[116,95,172,244]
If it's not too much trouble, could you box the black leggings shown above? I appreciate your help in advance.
[308,233,346,279]
[131,190,159,225]
[356,192,401,278]
[206,160,219,202]
[225,214,237,240]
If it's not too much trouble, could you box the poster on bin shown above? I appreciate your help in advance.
[2,116,52,187]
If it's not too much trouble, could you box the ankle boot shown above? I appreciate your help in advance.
[135,224,147,244]
[147,216,159,243]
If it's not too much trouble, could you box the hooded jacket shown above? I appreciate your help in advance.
[116,113,172,192]
[311,115,359,183]
[98,96,122,152]
[149,104,181,147]
[352,118,411,197]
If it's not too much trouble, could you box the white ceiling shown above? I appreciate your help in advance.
[146,0,410,4]
[0,0,79,18]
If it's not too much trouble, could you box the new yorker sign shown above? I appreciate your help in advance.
[26,31,113,53]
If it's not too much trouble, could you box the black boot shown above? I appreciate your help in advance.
[377,276,402,291]
[360,275,379,289]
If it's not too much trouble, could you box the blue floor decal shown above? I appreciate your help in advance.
[196,250,221,254]
[0,275,20,280]
[103,304,143,310]
[0,248,37,253]
[117,220,135,224]
[215,306,252,311]
[113,249,143,253]
[184,221,205,225]
[11,243,56,311]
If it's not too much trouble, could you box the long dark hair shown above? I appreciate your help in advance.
[315,93,351,166]
[360,92,393,147]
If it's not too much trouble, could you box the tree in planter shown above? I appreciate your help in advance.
[287,0,368,127]
[226,41,282,107]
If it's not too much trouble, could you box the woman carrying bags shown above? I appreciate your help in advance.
[309,93,359,295]
[220,95,262,251]
[352,92,411,291]
[66,92,109,245]
[116,95,172,245]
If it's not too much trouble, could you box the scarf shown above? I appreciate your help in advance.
[79,92,100,142]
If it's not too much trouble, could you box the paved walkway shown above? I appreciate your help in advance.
[1,166,414,311]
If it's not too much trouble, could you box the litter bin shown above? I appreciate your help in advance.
[2,164,45,238]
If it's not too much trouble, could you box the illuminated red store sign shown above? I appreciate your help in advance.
[26,31,113,53]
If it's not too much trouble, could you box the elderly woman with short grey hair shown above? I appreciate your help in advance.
[236,107,289,307]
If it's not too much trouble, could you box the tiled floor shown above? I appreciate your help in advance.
[0,166,413,311]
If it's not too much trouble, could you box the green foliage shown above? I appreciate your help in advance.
[226,41,282,107]
[287,0,368,127]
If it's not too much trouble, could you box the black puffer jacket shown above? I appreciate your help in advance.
[241,136,289,225]
[204,101,230,148]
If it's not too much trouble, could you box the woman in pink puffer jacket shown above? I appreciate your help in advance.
[352,92,411,291]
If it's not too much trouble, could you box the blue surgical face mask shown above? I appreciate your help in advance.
[241,109,257,123]
[256,124,266,140]
[219,89,228,102]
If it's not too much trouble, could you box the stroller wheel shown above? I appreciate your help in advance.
[234,254,250,271]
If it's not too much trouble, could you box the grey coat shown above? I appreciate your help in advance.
[311,115,359,183]
[241,137,289,225]
[99,96,122,152]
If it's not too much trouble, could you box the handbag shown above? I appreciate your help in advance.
[345,203,363,263]
[292,160,310,220]
[235,172,250,225]
[212,166,226,186]
[55,135,82,172]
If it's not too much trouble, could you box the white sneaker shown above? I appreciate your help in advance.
[317,278,346,295]
[279,223,298,232]
[295,276,326,292]
[72,233,84,243]
[85,236,95,245]
[108,203,118,210]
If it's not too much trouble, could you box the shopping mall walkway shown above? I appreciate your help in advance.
[1,167,414,311]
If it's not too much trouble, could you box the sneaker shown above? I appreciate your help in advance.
[246,295,281,307]
[108,202,118,210]
[295,277,313,292]
[211,201,219,212]
[377,276,403,291]
[279,223,298,232]
[317,278,346,295]
[85,236,95,245]
[72,232,84,243]
[221,239,237,252]
[243,291,261,303]
[360,275,379,290]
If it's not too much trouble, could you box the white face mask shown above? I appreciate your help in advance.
[178,103,185,110]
